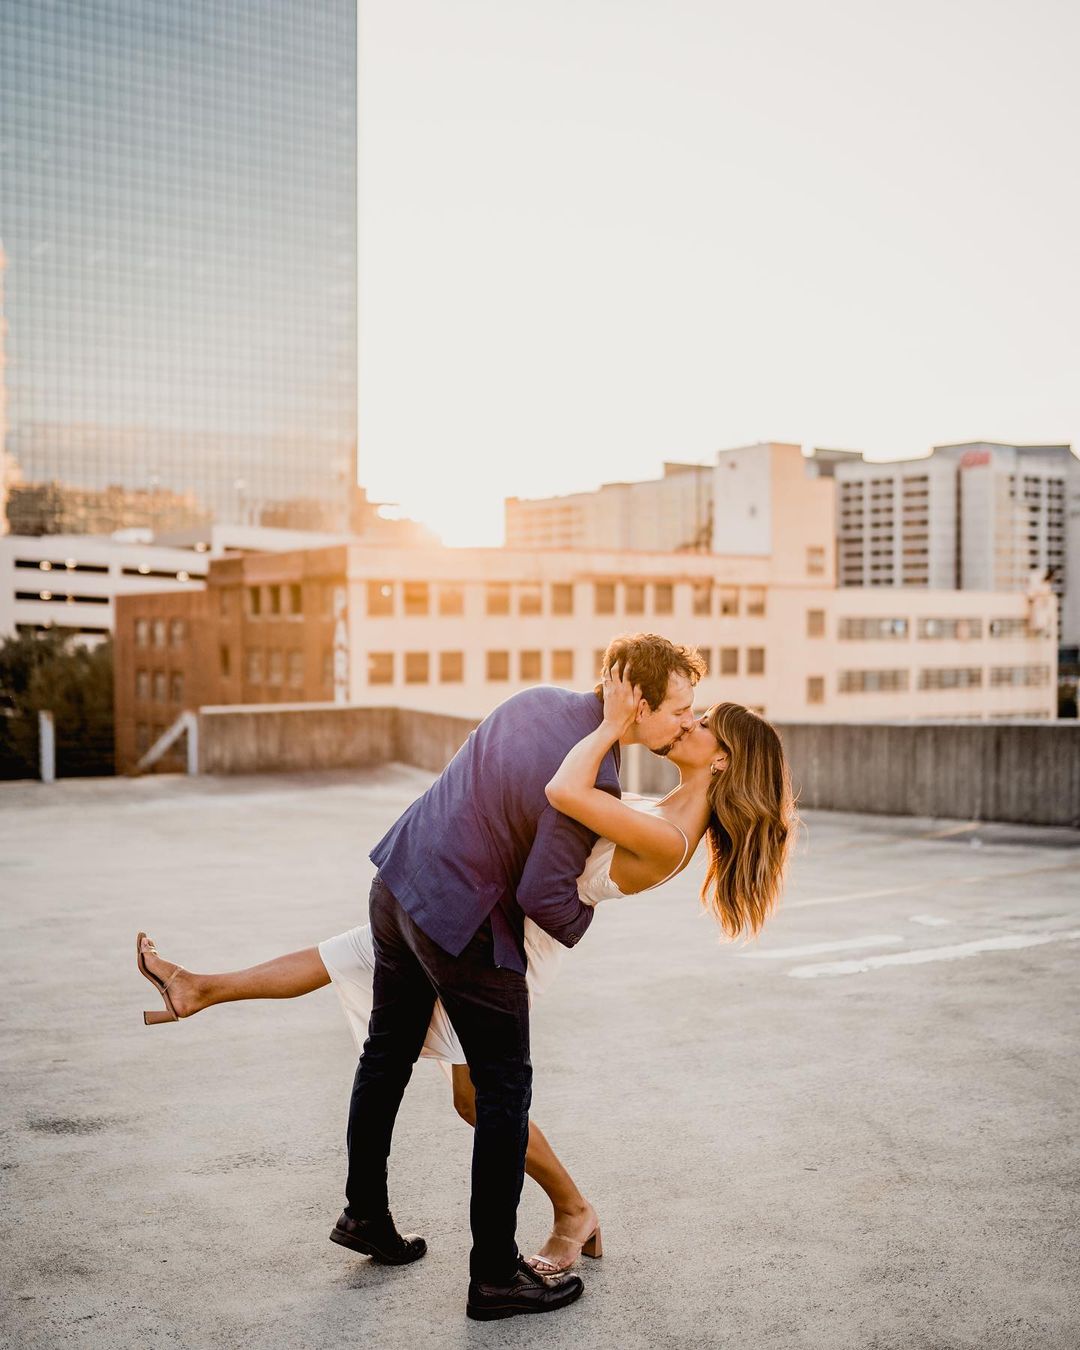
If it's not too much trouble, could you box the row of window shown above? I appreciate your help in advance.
[834,616,1031,641]
[134,669,184,703]
[362,579,769,620]
[364,645,770,685]
[134,617,187,648]
[836,665,1051,694]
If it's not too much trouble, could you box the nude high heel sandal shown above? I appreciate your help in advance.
[136,932,183,1025]
[528,1223,603,1274]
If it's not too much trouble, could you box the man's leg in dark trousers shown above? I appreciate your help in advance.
[351,881,533,1284]
[344,877,438,1219]
[433,932,532,1286]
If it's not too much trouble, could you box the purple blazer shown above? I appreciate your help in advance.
[369,686,621,973]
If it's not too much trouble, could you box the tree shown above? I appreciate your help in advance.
[0,631,114,779]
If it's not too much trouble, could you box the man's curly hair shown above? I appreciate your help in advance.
[595,633,706,710]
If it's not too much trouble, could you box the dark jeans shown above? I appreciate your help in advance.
[345,874,533,1284]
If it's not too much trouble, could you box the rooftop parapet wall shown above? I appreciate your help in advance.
[196,703,475,778]
[777,720,1080,828]
[194,704,1079,828]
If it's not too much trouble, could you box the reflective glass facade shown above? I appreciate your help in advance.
[0,0,356,532]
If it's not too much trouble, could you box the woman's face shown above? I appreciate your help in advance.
[668,714,728,774]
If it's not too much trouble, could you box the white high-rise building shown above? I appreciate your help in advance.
[835,442,1077,643]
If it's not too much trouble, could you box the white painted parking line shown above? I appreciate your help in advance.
[909,914,954,927]
[787,929,1080,979]
[739,935,904,960]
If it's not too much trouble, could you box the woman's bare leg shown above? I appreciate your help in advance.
[450,1065,597,1268]
[139,936,329,1019]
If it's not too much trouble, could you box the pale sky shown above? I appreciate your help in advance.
[358,0,1080,545]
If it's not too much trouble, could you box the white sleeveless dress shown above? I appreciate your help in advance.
[319,796,689,1066]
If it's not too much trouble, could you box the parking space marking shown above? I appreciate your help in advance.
[787,929,1080,979]
[739,935,904,960]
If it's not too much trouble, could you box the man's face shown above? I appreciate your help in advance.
[631,672,697,755]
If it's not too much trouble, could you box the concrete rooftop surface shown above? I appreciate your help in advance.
[2,768,1078,1350]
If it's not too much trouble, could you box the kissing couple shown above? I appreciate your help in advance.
[137,632,796,1321]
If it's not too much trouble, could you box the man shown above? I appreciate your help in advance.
[330,632,704,1320]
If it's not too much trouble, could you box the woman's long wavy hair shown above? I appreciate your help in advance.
[701,703,797,940]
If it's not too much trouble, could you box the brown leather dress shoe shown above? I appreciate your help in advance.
[466,1256,584,1320]
[329,1210,427,1264]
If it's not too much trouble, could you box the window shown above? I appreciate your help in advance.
[551,583,574,616]
[807,676,825,704]
[653,583,674,615]
[486,583,511,616]
[518,584,543,616]
[695,647,711,674]
[152,619,167,648]
[403,582,429,616]
[218,588,233,618]
[838,617,909,640]
[989,618,1029,639]
[807,546,826,576]
[807,610,826,638]
[268,649,284,686]
[838,669,909,693]
[692,581,712,616]
[747,647,765,675]
[135,723,150,755]
[438,584,464,616]
[368,652,394,684]
[594,649,607,678]
[439,651,464,683]
[289,584,303,616]
[520,650,542,680]
[720,647,738,676]
[918,667,982,690]
[135,619,150,648]
[552,649,574,680]
[247,650,263,684]
[594,583,616,615]
[745,588,766,617]
[268,584,282,616]
[169,618,186,648]
[718,587,738,616]
[625,583,645,615]
[169,672,184,703]
[917,618,983,640]
[404,652,430,683]
[135,669,149,700]
[288,651,303,688]
[152,670,167,701]
[220,645,231,678]
[367,581,394,616]
[990,665,1050,687]
[487,651,510,681]
[248,586,262,617]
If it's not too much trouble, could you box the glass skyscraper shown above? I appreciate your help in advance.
[0,0,356,534]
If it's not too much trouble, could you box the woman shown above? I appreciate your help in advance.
[137,670,796,1272]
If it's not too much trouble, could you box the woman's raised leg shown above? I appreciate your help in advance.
[138,934,330,1019]
[450,1065,599,1272]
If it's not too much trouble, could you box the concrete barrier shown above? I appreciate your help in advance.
[197,703,399,775]
[632,719,1080,827]
[394,708,478,774]
[195,704,1079,828]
